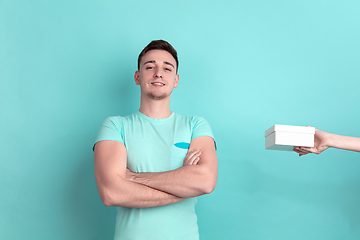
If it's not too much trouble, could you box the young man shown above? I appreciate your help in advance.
[294,128,360,156]
[94,40,218,240]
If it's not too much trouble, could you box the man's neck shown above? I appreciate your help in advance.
[139,96,172,119]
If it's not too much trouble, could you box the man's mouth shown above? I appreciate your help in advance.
[151,82,165,86]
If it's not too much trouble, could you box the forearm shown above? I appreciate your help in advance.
[128,165,216,198]
[100,177,185,208]
[128,136,218,198]
[94,140,185,208]
[329,134,360,152]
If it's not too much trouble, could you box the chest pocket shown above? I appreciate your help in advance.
[170,143,189,170]
[125,118,193,173]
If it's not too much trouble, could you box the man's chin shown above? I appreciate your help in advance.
[148,94,168,100]
[147,92,172,100]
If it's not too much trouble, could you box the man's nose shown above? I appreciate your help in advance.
[154,69,163,78]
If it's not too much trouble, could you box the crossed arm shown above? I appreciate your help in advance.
[294,128,360,156]
[94,136,217,208]
[126,136,218,198]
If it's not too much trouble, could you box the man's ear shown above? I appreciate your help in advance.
[174,74,179,88]
[134,71,140,85]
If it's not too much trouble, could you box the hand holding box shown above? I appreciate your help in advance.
[265,125,315,151]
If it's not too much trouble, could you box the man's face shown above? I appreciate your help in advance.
[135,50,179,100]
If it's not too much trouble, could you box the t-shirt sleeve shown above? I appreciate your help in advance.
[93,117,125,149]
[191,116,215,141]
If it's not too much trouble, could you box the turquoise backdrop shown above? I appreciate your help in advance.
[1,0,360,239]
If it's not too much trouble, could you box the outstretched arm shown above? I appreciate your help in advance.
[126,136,218,198]
[94,140,185,208]
[294,128,360,156]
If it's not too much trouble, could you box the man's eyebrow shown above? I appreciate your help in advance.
[143,60,175,69]
[143,60,155,65]
[164,61,175,69]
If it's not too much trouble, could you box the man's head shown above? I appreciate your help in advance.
[135,40,179,101]
[138,40,179,73]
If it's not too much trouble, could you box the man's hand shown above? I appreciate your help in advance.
[294,128,332,156]
[183,149,202,166]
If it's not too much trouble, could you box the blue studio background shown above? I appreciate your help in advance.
[1,0,360,239]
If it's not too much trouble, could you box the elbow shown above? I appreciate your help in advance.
[199,175,217,195]
[102,197,113,207]
[200,167,218,195]
[100,187,130,207]
[96,177,129,207]
[201,181,216,195]
[99,189,117,207]
[100,194,113,207]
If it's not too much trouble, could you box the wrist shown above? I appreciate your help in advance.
[326,132,338,149]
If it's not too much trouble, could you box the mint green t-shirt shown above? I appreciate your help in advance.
[95,111,215,240]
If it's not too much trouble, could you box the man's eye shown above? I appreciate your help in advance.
[146,66,153,69]
[165,68,171,71]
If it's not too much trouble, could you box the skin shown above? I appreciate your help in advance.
[94,49,218,208]
[293,128,360,156]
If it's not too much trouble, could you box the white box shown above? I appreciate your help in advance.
[265,124,315,151]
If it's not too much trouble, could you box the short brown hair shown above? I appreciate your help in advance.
[137,40,179,72]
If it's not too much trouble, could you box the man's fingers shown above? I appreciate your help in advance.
[187,157,195,165]
[189,151,202,161]
[193,157,200,165]
[187,149,201,159]
[184,150,202,166]
[186,150,201,160]
[192,157,201,165]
